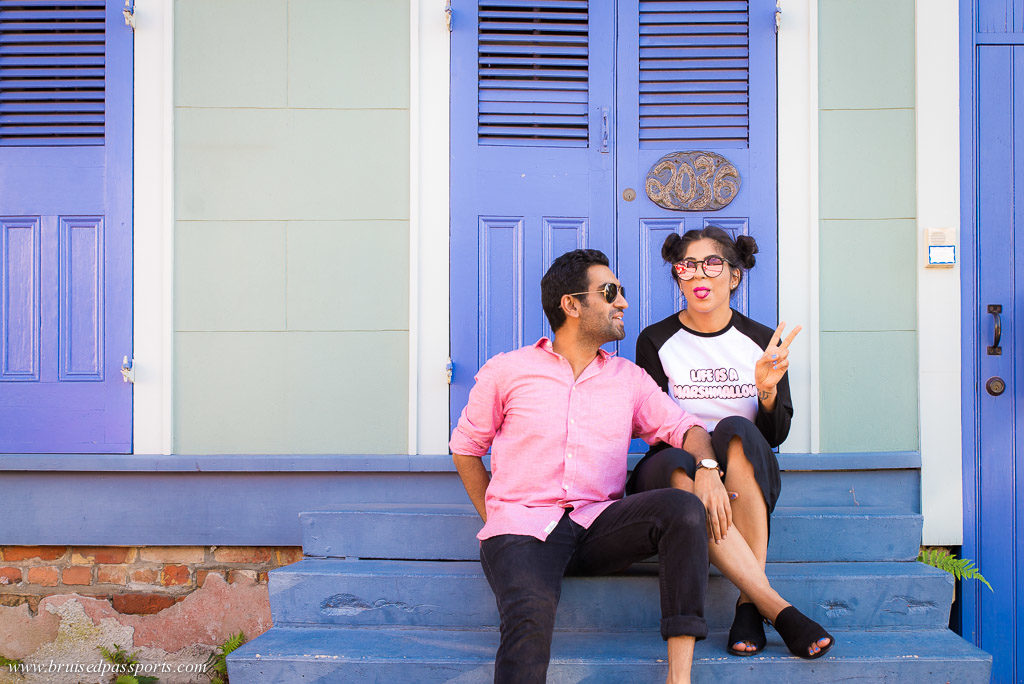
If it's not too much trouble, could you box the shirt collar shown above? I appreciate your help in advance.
[534,337,618,362]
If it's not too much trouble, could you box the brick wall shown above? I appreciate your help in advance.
[0,545,302,615]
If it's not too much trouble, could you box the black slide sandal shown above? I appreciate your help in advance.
[727,602,767,656]
[772,606,835,659]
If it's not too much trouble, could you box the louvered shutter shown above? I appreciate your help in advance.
[0,0,106,146]
[638,0,748,147]
[477,0,589,147]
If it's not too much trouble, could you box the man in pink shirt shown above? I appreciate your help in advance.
[451,250,716,683]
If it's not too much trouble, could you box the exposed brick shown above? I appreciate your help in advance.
[214,546,272,564]
[160,565,191,587]
[3,546,67,562]
[227,569,257,585]
[61,566,92,586]
[0,567,22,585]
[276,548,304,566]
[130,568,159,585]
[257,571,269,583]
[138,546,205,564]
[97,565,128,585]
[196,569,223,587]
[0,595,39,611]
[112,593,176,615]
[72,547,130,564]
[27,567,59,587]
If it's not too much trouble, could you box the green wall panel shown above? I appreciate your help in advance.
[173,0,411,454]
[818,0,915,110]
[817,0,917,453]
[175,108,409,222]
[174,0,288,108]
[819,109,916,220]
[819,332,919,452]
[288,0,410,109]
[175,221,287,332]
[819,219,917,332]
[175,332,408,454]
[286,221,410,332]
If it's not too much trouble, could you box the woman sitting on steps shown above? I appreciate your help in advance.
[627,226,834,659]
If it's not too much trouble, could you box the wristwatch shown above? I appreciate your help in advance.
[698,458,720,472]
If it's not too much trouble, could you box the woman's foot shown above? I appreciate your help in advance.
[771,605,834,659]
[727,601,766,656]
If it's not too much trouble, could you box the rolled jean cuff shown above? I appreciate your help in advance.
[661,615,708,641]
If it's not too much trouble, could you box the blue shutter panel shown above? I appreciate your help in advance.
[639,0,749,147]
[0,0,106,146]
[478,0,589,146]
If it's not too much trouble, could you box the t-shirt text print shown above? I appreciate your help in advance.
[674,367,757,402]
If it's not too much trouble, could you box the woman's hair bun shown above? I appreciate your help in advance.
[661,232,683,262]
[735,235,758,269]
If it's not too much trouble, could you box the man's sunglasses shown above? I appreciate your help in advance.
[673,255,730,280]
[567,282,625,304]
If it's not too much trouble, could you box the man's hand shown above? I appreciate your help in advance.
[694,467,731,543]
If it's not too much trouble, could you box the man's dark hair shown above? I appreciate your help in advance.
[541,249,610,331]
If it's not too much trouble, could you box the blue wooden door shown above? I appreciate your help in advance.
[0,0,133,453]
[450,0,777,429]
[962,3,1024,680]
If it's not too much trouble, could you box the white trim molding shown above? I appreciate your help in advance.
[777,0,820,454]
[916,0,962,545]
[132,0,175,455]
[411,0,452,454]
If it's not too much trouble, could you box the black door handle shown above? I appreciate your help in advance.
[988,305,1002,355]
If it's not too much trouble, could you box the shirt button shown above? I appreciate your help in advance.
[567,453,573,458]
[570,419,575,424]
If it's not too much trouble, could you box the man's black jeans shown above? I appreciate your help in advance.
[479,488,709,684]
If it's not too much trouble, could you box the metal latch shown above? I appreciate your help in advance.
[122,0,135,31]
[121,356,135,384]
[446,359,454,385]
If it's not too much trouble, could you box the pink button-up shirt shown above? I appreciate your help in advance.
[449,338,706,541]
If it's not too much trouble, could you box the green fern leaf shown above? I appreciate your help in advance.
[918,548,993,591]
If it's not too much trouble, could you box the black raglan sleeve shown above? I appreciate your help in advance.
[635,327,671,392]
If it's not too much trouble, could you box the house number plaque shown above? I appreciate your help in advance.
[644,151,741,211]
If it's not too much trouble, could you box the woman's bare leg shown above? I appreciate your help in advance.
[669,468,830,656]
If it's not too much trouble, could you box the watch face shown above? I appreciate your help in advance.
[700,459,718,469]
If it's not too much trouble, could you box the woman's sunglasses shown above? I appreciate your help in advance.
[567,282,625,303]
[674,256,729,280]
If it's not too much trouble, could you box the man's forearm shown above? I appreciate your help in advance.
[453,453,490,521]
[682,426,715,462]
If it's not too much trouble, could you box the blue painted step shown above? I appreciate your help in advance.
[266,558,953,631]
[228,626,991,683]
[300,505,922,562]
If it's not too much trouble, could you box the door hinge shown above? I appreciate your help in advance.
[445,1,453,32]
[122,0,136,31]
[121,356,135,384]
[446,358,454,385]
[775,0,782,33]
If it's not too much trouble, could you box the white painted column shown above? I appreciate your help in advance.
[410,0,452,455]
[916,0,963,545]
[777,0,820,454]
[133,0,175,455]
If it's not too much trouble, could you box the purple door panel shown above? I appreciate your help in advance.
[0,0,132,453]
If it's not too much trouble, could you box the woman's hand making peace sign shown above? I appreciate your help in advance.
[754,321,801,412]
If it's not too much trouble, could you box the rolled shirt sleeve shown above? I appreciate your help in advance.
[449,355,505,457]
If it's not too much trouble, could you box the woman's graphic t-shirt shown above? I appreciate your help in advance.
[635,310,792,447]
